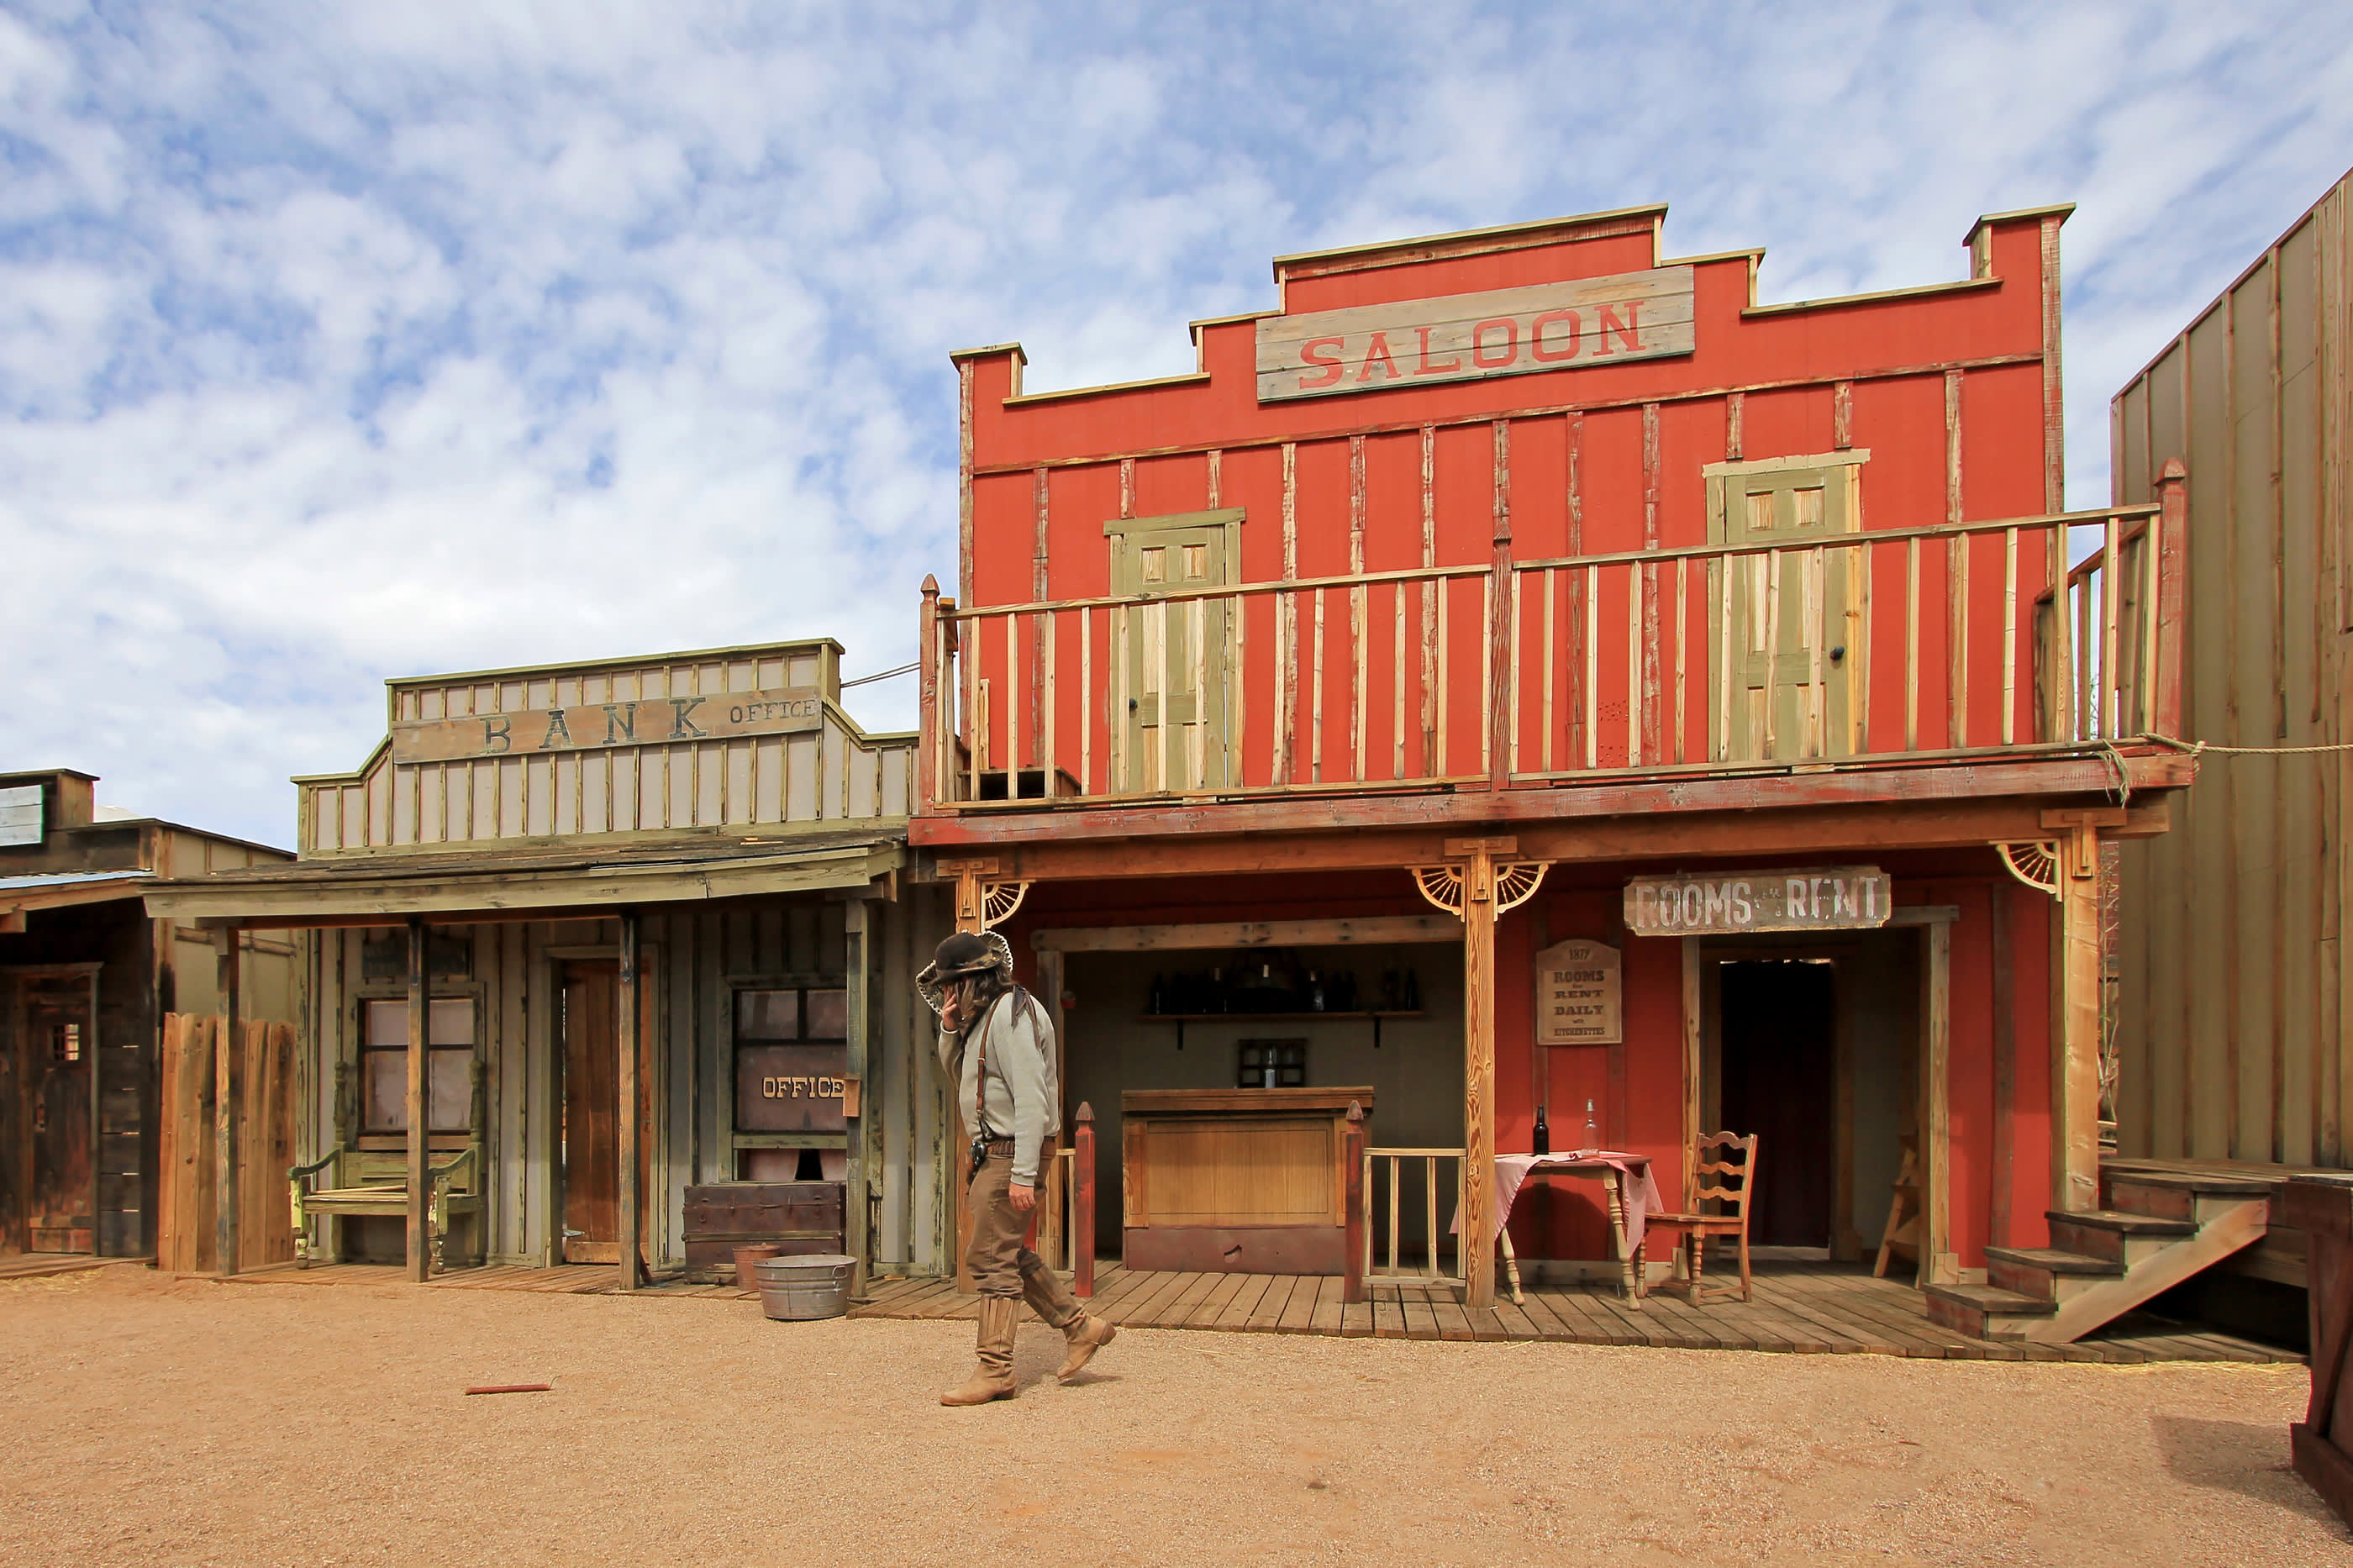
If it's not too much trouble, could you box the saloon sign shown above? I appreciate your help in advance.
[392,687,823,765]
[1625,866,1893,936]
[1255,265,1696,402]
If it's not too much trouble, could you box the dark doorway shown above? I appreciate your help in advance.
[560,960,620,1265]
[18,977,96,1255]
[1719,960,1835,1249]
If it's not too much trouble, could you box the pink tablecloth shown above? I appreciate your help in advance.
[1455,1152,1665,1254]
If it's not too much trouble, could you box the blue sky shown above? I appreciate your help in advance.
[5,1,2352,846]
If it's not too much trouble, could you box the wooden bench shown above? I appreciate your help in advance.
[290,1145,482,1273]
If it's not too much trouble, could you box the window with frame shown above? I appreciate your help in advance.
[734,985,850,1133]
[361,997,476,1134]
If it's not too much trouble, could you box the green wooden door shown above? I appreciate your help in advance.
[1113,524,1231,792]
[1712,465,1860,762]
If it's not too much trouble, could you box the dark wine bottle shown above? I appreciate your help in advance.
[1532,1105,1550,1155]
[1149,973,1166,1014]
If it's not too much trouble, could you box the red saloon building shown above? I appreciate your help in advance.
[912,202,2202,1337]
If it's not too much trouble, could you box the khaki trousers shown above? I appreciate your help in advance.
[965,1142,1079,1326]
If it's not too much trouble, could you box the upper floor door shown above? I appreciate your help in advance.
[1708,457,1865,763]
[1108,510,1240,793]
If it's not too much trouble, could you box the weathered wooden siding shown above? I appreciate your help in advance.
[297,639,914,854]
[2113,171,2353,1167]
[301,889,948,1271]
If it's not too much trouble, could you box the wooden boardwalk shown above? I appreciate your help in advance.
[190,1256,2297,1364]
[850,1261,2300,1365]
[216,1261,760,1301]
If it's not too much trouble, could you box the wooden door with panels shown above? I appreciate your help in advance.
[1108,508,1241,794]
[13,975,97,1255]
[557,960,655,1265]
[1708,457,1865,762]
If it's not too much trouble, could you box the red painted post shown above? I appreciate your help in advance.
[1343,1099,1366,1305]
[1073,1102,1096,1298]
[2153,459,2188,739]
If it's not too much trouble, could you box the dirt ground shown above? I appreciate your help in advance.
[0,1265,2335,1568]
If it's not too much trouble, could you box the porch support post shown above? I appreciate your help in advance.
[1455,838,1503,1310]
[1920,918,1956,1286]
[2052,821,2104,1215]
[213,924,242,1277]
[939,856,996,1293]
[617,908,643,1292]
[404,915,428,1282]
[844,899,871,1301]
[1680,938,1703,1205]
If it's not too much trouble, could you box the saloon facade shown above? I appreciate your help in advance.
[916,202,2213,1333]
[146,639,955,1289]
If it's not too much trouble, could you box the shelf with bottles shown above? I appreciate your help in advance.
[1144,952,1424,1020]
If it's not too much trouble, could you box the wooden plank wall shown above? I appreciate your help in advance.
[155,1015,296,1272]
[2113,172,2352,1167]
[299,641,915,854]
[298,890,947,1275]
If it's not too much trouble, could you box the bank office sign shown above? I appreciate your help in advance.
[1624,866,1894,937]
[391,689,824,765]
[1255,265,1696,402]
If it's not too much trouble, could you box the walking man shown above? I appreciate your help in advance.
[923,930,1116,1405]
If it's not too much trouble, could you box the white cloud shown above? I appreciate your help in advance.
[1,1,2350,839]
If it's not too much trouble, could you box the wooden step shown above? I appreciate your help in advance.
[1985,1245,2123,1306]
[2103,1170,2273,1198]
[2047,1208,2198,1234]
[1982,1246,2123,1276]
[1924,1282,2056,1339]
[2046,1208,2198,1270]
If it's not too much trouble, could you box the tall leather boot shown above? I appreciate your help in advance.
[940,1297,1019,1406]
[1019,1255,1117,1380]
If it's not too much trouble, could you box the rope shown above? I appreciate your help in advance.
[2144,733,2353,757]
[840,660,919,689]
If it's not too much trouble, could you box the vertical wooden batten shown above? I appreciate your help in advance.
[1920,915,1955,1286]
[616,908,642,1292]
[213,925,242,1276]
[405,914,428,1281]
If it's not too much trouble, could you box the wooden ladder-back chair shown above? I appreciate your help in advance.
[1643,1132,1759,1305]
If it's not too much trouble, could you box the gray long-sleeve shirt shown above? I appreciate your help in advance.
[938,988,1059,1184]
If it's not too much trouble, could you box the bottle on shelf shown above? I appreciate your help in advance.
[1532,1104,1550,1155]
[1148,973,1166,1015]
[1403,967,1421,1011]
[1308,970,1325,1012]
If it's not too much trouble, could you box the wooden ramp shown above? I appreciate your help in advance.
[851,1261,2298,1364]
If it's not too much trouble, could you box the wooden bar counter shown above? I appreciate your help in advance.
[1121,1087,1372,1274]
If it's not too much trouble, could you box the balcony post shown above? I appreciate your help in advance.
[2153,460,2188,738]
[919,576,941,810]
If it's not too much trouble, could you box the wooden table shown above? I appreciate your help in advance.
[1491,1154,1656,1308]
[1122,1087,1373,1274]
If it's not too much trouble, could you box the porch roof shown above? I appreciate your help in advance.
[138,829,903,928]
[0,869,155,920]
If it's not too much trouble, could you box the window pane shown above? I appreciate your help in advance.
[366,999,408,1048]
[364,1050,405,1132]
[803,989,849,1040]
[430,1049,471,1131]
[428,998,474,1047]
[737,990,799,1040]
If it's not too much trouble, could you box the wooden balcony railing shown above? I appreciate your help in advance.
[918,480,2185,813]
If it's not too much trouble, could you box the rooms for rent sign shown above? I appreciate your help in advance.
[1624,866,1893,936]
[1255,266,1695,402]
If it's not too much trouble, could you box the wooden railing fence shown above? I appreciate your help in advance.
[921,497,2178,810]
[1361,1145,1467,1286]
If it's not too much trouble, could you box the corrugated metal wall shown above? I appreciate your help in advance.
[2110,171,2352,1166]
